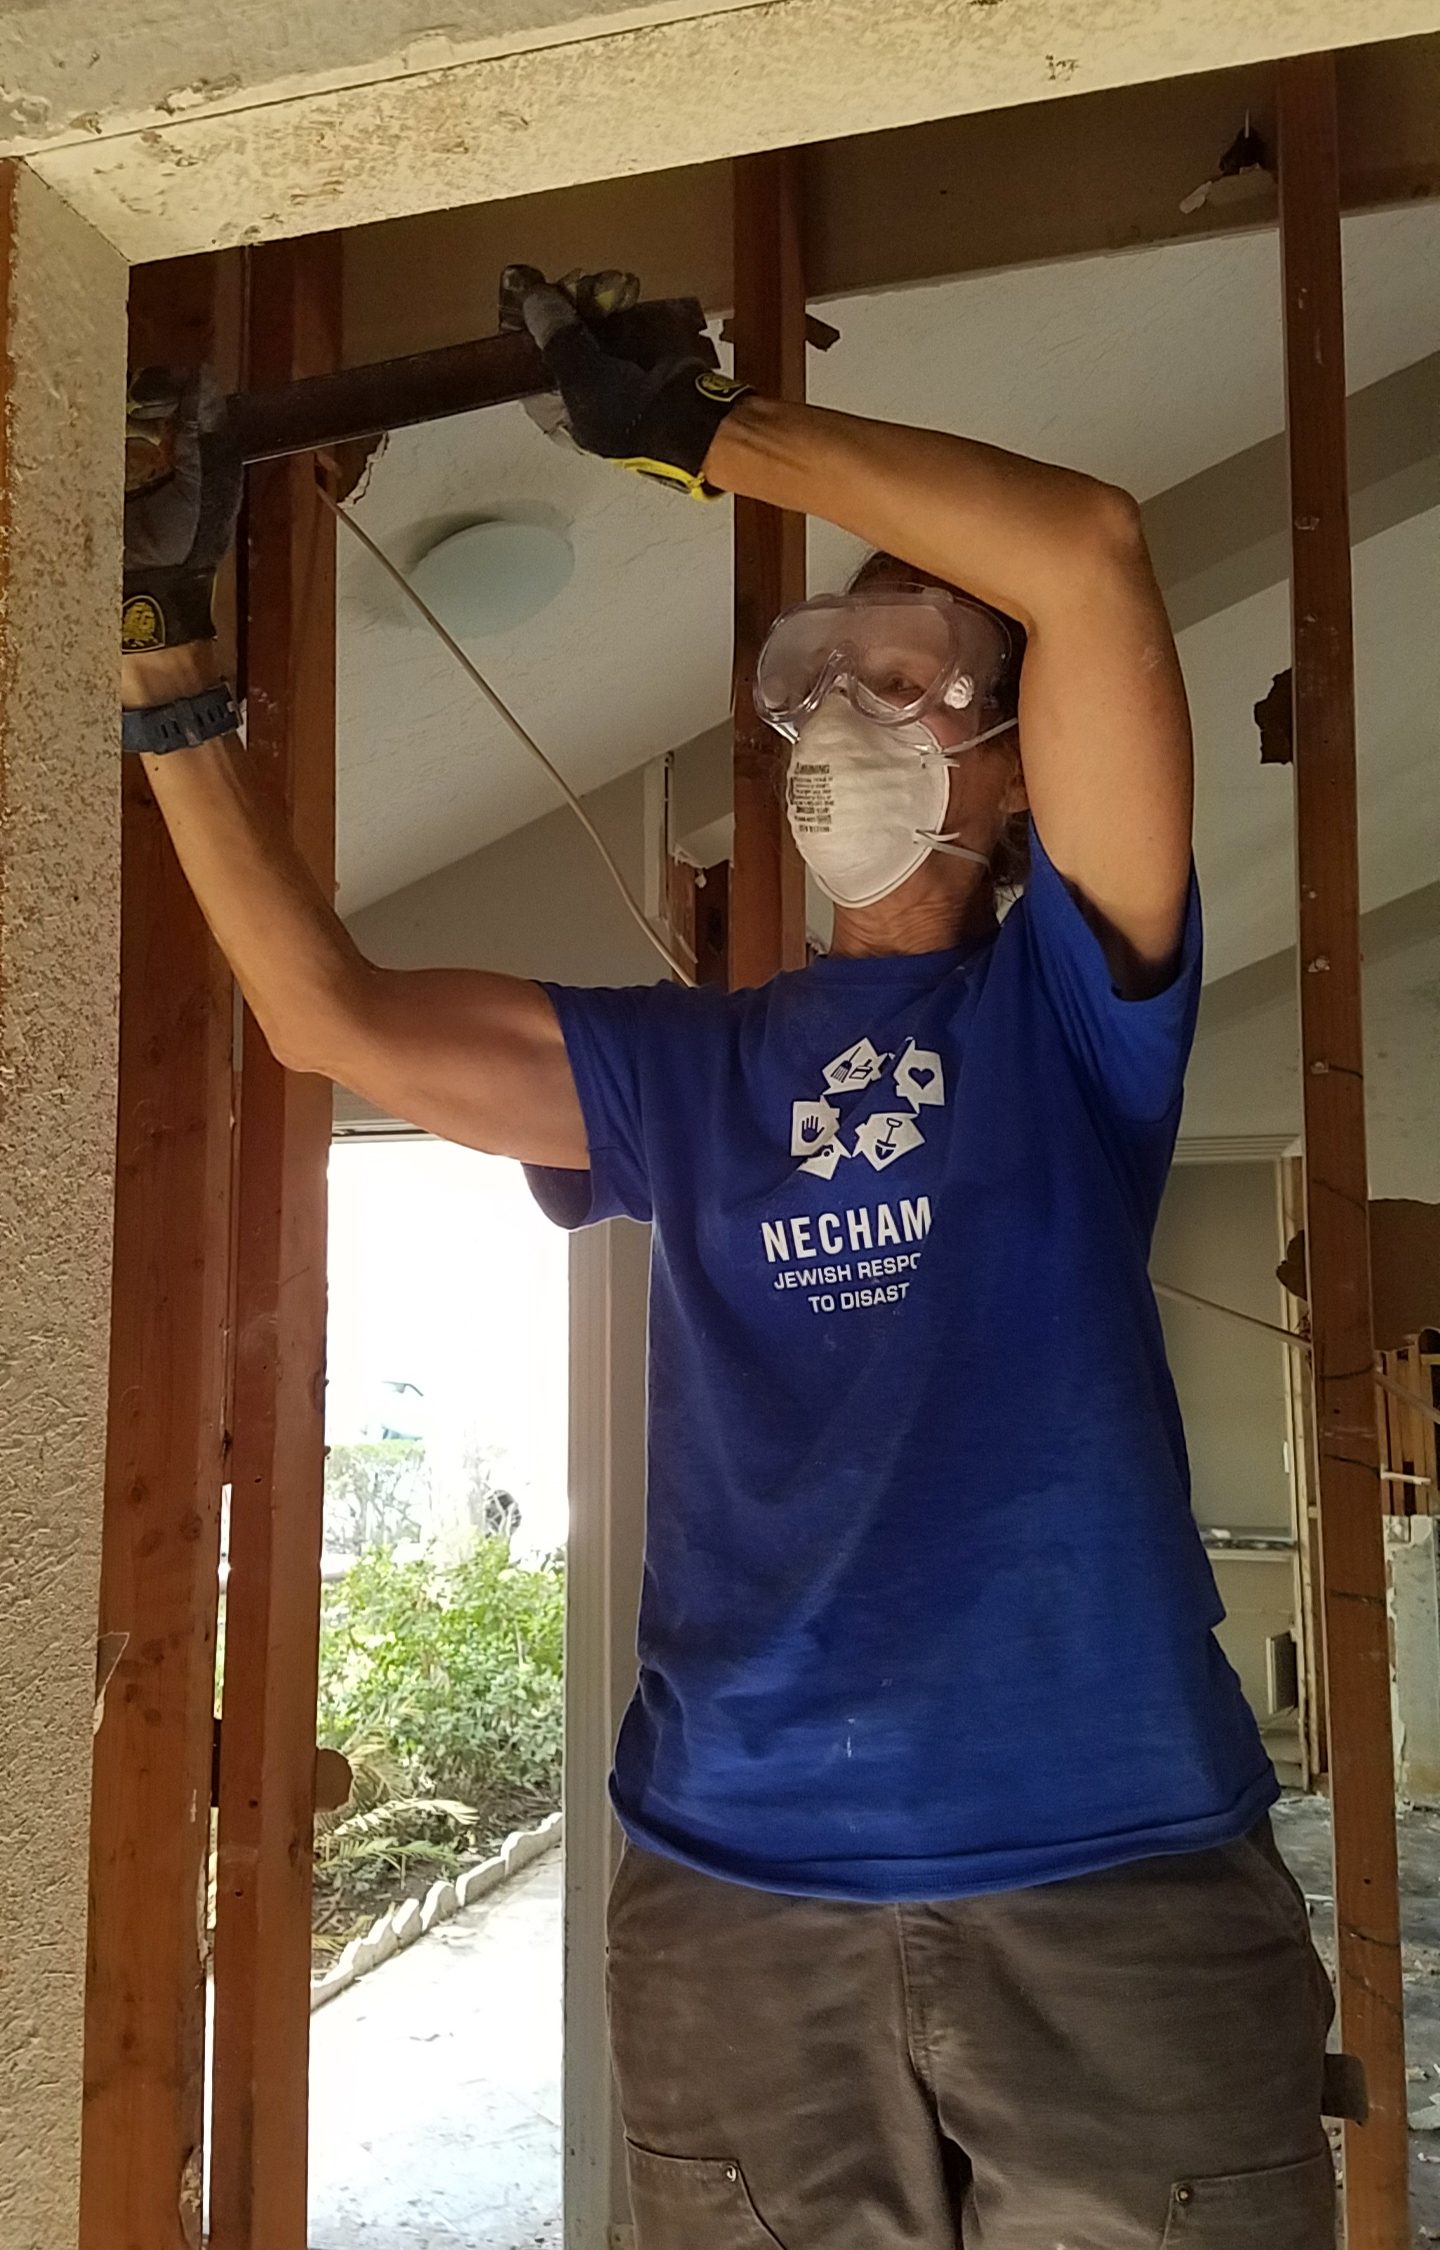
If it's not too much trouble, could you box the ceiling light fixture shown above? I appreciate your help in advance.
[407,518,574,639]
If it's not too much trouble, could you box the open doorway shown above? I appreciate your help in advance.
[308,1132,569,2250]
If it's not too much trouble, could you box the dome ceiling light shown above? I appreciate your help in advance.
[407,519,574,639]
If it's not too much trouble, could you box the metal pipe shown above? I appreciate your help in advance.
[229,328,548,464]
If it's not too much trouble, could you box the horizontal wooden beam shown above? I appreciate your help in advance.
[25,10,1440,268]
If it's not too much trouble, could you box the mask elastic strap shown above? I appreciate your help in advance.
[914,830,991,871]
[934,713,1018,762]
[916,710,1017,869]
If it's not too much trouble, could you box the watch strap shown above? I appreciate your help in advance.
[122,684,242,755]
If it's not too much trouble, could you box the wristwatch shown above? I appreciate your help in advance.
[121,683,242,755]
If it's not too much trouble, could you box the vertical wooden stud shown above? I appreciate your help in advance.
[1277,52,1409,2248]
[208,235,340,2250]
[729,148,808,988]
[81,258,242,2250]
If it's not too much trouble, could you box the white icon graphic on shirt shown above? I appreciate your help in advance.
[823,1037,889,1094]
[787,1033,946,1180]
[854,1111,925,1171]
[893,1042,945,1109]
[798,1138,847,1180]
[791,1098,841,1158]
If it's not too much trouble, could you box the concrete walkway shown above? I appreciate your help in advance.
[309,1847,562,2250]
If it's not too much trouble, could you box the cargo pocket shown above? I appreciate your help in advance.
[1161,2147,1336,2246]
[625,2140,787,2250]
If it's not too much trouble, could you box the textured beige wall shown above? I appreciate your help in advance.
[25,0,1440,263]
[0,165,126,2250]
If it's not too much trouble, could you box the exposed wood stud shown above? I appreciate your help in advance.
[1277,51,1408,2249]
[208,234,340,2250]
[729,147,808,989]
[81,251,241,2250]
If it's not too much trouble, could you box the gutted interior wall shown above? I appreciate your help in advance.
[0,165,126,2250]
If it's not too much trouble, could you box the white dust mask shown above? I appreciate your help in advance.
[784,694,1006,910]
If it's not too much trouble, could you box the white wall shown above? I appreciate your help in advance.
[1152,1160,1301,1773]
[1181,883,1440,1202]
[1153,1163,1292,1535]
[348,763,659,991]
[343,719,732,993]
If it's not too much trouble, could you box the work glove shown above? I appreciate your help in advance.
[506,264,751,499]
[123,368,242,652]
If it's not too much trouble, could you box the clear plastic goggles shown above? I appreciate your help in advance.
[754,587,1012,741]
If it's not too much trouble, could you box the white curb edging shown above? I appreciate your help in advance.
[311,1809,562,2011]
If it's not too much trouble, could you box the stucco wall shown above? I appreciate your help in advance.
[0,165,126,2250]
[21,2,1440,262]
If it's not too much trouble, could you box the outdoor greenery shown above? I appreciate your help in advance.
[311,1535,565,1954]
[323,1439,428,1556]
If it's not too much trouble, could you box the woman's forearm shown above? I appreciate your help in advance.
[123,642,365,1074]
[704,396,1131,628]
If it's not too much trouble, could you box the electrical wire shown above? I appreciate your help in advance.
[320,485,695,987]
[1151,1279,1306,1345]
[1152,1278,1440,1432]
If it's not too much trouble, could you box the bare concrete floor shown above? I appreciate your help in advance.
[307,1806,1440,2247]
[308,1848,562,2250]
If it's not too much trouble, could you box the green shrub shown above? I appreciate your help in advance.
[316,1537,564,1826]
[323,1439,428,1555]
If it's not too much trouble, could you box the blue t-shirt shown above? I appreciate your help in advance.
[527,824,1276,1901]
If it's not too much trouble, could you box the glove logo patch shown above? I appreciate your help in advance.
[695,371,746,404]
[122,595,165,653]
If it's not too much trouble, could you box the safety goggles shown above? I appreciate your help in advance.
[754,587,1013,741]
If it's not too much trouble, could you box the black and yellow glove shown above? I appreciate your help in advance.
[122,368,242,652]
[511,266,750,499]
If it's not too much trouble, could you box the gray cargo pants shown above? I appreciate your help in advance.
[607,1823,1337,2248]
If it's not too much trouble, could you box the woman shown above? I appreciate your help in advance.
[122,279,1336,2248]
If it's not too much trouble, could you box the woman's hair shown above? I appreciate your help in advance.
[846,550,1030,892]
